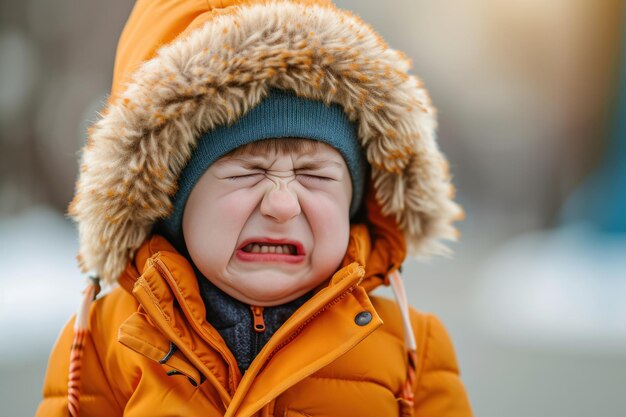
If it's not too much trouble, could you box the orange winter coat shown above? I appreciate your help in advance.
[37,226,471,417]
[38,0,472,415]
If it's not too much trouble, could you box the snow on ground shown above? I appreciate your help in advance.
[471,222,626,352]
[0,206,84,361]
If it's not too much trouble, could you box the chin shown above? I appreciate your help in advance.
[239,285,312,307]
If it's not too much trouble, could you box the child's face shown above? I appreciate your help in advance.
[182,140,352,306]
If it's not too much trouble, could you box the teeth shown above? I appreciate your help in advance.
[244,243,298,255]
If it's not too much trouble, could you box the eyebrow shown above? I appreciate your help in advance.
[218,157,344,171]
[214,157,266,169]
[293,159,344,171]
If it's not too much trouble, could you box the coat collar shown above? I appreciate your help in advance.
[117,224,385,416]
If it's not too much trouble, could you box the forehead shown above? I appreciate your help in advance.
[224,138,340,159]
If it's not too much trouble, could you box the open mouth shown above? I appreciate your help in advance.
[241,243,298,255]
[236,238,305,263]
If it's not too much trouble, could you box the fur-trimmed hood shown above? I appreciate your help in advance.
[69,0,463,284]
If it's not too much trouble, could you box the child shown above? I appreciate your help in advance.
[37,0,472,416]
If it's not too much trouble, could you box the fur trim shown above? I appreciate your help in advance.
[69,1,463,284]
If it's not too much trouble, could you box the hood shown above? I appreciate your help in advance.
[69,0,463,285]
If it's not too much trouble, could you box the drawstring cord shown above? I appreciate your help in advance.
[389,270,418,411]
[68,276,101,417]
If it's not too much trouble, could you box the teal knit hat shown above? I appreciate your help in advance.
[157,89,367,251]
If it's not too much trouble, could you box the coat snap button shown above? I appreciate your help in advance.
[355,311,372,326]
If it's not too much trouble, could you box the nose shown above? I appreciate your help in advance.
[260,181,301,223]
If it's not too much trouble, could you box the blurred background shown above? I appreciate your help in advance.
[1,0,625,415]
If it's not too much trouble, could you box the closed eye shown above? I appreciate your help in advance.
[227,173,264,181]
[296,174,335,182]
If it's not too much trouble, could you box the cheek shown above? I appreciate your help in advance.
[300,186,351,234]
[302,194,351,267]
[183,192,256,269]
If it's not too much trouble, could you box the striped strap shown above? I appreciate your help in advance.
[68,277,100,417]
[389,270,418,408]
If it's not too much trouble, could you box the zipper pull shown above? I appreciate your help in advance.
[250,306,266,333]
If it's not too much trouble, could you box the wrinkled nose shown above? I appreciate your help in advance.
[260,182,301,223]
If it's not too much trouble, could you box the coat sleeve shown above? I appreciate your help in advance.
[35,316,123,417]
[411,312,473,417]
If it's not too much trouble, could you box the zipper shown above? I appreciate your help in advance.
[251,306,266,361]
[250,306,266,333]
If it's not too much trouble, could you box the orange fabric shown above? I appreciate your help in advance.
[110,0,333,102]
[359,181,407,291]
[111,0,208,101]
[37,229,472,417]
